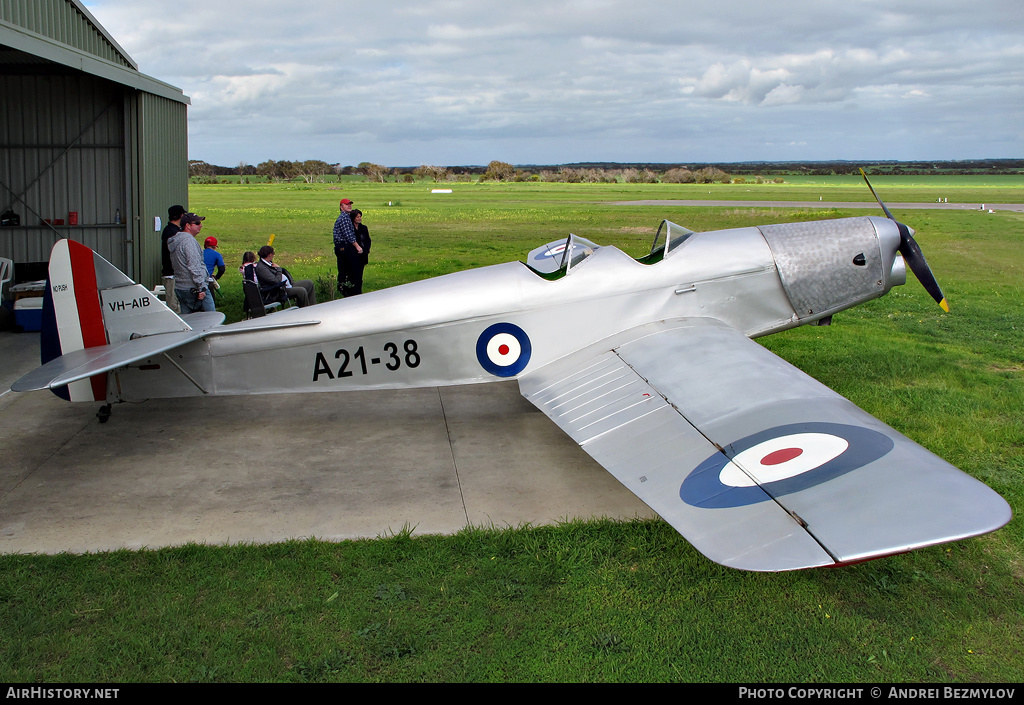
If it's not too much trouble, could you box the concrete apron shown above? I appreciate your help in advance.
[0,333,653,554]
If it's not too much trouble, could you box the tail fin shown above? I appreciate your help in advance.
[42,239,189,401]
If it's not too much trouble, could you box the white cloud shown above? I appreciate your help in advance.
[762,84,805,107]
[81,0,1024,165]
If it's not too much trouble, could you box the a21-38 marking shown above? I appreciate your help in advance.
[313,340,421,381]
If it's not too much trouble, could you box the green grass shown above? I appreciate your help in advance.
[2,522,1020,682]
[190,179,1023,323]
[3,177,1022,682]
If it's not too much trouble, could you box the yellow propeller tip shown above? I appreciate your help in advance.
[939,299,949,313]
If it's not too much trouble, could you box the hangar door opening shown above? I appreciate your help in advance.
[1,62,130,275]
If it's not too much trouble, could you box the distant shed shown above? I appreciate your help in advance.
[0,0,189,287]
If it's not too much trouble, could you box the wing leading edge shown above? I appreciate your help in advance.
[518,318,1011,571]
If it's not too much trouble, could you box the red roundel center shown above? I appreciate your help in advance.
[760,447,803,466]
[498,344,510,356]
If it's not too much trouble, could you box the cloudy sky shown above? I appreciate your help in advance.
[81,0,1023,168]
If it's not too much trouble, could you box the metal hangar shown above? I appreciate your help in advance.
[1,0,189,286]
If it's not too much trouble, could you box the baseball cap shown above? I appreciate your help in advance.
[340,198,354,206]
[181,213,205,225]
[204,236,218,248]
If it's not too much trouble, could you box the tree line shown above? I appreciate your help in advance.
[190,159,376,183]
[188,158,1024,184]
[188,159,746,184]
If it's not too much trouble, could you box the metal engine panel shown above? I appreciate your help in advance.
[759,217,886,318]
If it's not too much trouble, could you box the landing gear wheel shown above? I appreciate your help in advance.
[97,404,112,424]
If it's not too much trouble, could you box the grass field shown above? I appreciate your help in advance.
[185,177,1024,322]
[1,177,1021,682]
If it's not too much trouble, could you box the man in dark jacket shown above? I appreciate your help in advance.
[161,205,185,277]
[255,245,317,308]
[160,205,185,313]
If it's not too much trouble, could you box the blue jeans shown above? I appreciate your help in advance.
[175,287,216,314]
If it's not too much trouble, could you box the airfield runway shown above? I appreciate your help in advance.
[610,199,1024,211]
[0,331,654,554]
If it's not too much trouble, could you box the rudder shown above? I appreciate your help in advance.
[42,239,190,402]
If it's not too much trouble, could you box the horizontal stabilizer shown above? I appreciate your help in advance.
[13,329,215,392]
[12,315,320,392]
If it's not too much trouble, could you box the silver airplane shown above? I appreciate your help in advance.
[12,175,1011,571]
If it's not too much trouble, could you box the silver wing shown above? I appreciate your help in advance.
[519,317,1011,571]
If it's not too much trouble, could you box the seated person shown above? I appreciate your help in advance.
[254,245,317,308]
[240,250,257,278]
[241,251,275,316]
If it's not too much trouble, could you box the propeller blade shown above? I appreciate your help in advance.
[860,168,949,312]
[860,168,895,221]
[897,223,950,312]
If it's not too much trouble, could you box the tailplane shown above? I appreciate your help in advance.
[41,239,190,401]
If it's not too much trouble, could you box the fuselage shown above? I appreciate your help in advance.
[109,216,904,402]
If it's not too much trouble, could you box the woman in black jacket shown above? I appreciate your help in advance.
[346,209,372,296]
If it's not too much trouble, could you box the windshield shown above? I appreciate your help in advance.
[525,234,600,278]
[638,220,695,265]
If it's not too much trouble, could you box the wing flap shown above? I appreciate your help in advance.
[520,318,1011,571]
[520,342,835,571]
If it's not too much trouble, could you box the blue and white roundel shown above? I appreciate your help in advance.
[680,422,895,508]
[476,323,532,377]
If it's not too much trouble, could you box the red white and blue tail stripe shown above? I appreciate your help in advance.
[42,240,110,401]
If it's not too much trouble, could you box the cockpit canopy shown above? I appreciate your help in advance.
[524,220,696,279]
[525,234,600,278]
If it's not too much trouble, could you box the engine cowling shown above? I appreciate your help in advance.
[759,216,905,321]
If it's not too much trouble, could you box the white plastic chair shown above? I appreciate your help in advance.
[0,257,12,301]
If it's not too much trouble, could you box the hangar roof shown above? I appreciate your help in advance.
[0,0,189,104]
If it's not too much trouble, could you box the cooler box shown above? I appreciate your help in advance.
[10,280,46,300]
[14,296,43,331]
